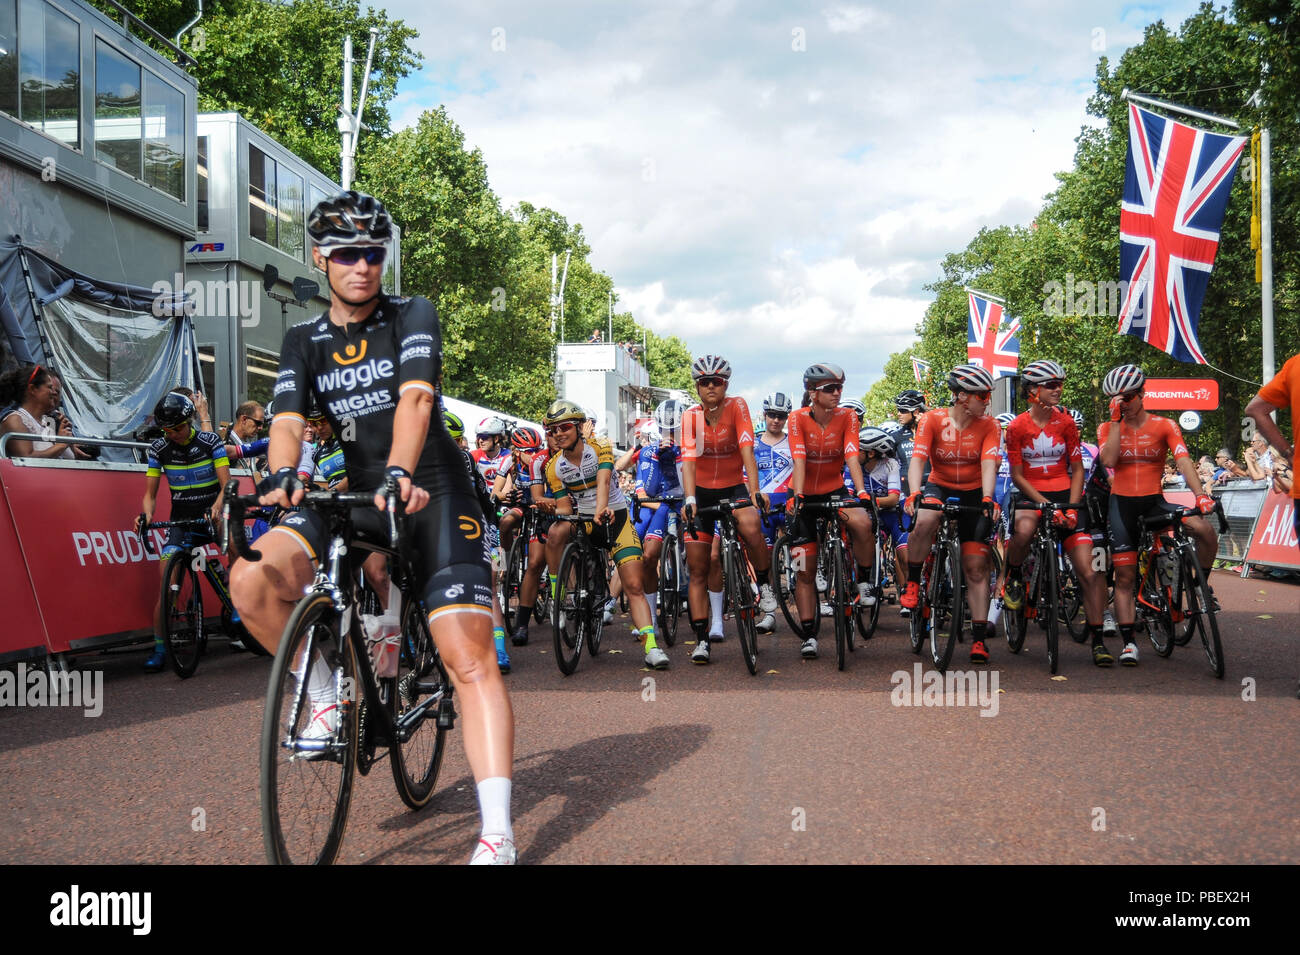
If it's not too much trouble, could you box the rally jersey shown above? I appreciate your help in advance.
[545,437,627,515]
[682,397,755,489]
[911,408,1000,492]
[147,428,229,513]
[1257,353,1300,498]
[788,406,860,495]
[1098,414,1189,497]
[1004,408,1083,493]
[273,295,469,496]
[314,438,347,488]
[752,434,793,499]
[635,443,683,498]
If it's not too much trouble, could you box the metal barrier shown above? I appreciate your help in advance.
[1211,482,1271,565]
[0,432,152,464]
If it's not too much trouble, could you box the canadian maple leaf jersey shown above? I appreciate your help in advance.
[1097,414,1190,497]
[1005,409,1083,493]
[911,409,1000,492]
[681,397,755,489]
[546,436,627,515]
[273,295,471,496]
[147,428,229,514]
[752,434,793,499]
[788,406,859,495]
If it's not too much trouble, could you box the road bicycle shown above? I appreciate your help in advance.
[550,513,612,675]
[906,497,992,672]
[137,514,267,678]
[1000,500,1079,675]
[1135,502,1228,678]
[633,496,685,646]
[501,502,549,634]
[788,497,872,671]
[224,478,454,864]
[688,498,760,675]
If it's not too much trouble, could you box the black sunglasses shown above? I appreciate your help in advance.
[816,383,843,394]
[327,246,386,266]
[696,376,727,388]
[765,412,788,420]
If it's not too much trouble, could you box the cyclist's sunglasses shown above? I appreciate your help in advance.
[816,382,843,394]
[1121,389,1142,402]
[963,389,992,401]
[765,412,788,420]
[326,246,386,266]
[696,376,727,388]
[546,422,576,435]
[1040,379,1065,389]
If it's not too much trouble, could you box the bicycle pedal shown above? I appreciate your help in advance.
[436,698,457,730]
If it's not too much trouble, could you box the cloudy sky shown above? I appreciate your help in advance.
[384,0,1205,411]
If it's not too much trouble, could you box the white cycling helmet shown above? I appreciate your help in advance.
[859,426,895,456]
[1067,408,1085,432]
[947,363,995,394]
[654,398,685,430]
[1102,363,1146,397]
[477,416,507,438]
[879,420,902,435]
[762,391,793,415]
[995,412,1016,428]
[691,355,732,381]
[840,397,866,419]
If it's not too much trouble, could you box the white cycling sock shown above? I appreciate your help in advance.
[708,590,725,636]
[306,654,335,705]
[477,776,513,840]
[645,591,658,619]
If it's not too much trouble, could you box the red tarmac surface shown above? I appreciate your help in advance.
[2,569,1297,864]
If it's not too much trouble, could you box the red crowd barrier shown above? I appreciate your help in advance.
[1244,491,1300,571]
[0,460,255,659]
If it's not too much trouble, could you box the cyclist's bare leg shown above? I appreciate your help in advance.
[793,543,818,622]
[843,509,875,569]
[516,537,546,609]
[906,510,940,565]
[961,546,991,626]
[1005,509,1038,566]
[1112,561,1137,625]
[736,508,771,577]
[1182,514,1218,570]
[709,535,724,590]
[1069,539,1107,625]
[642,536,663,594]
[615,558,652,633]
[685,537,712,621]
[428,611,513,780]
[362,551,391,611]
[229,530,317,654]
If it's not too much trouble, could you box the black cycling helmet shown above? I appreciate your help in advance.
[154,392,194,429]
[307,190,393,247]
[894,389,926,412]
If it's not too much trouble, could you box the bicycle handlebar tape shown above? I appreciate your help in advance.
[138,513,155,556]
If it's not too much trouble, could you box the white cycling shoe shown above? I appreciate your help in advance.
[758,583,778,613]
[470,835,517,865]
[857,582,877,606]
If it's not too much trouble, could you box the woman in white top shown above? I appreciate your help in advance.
[0,363,88,459]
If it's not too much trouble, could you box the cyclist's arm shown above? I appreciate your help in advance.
[1098,419,1122,469]
[141,473,160,524]
[388,388,433,477]
[981,456,997,500]
[844,453,867,500]
[267,415,306,475]
[739,443,761,499]
[211,462,231,521]
[1068,457,1085,502]
[492,469,512,501]
[614,446,639,471]
[1245,394,1294,461]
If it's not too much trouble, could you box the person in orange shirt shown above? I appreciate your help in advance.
[785,362,877,660]
[1245,352,1300,531]
[680,355,776,664]
[901,363,1001,664]
[1097,364,1217,666]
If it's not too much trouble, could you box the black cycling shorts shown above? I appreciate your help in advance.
[788,491,865,546]
[1108,492,1182,555]
[269,485,494,624]
[686,484,750,543]
[921,483,987,544]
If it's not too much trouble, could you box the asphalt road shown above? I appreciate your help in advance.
[3,569,1297,864]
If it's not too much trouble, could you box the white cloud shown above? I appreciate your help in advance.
[380,0,1208,398]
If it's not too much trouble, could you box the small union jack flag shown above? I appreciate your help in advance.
[1118,104,1247,364]
[910,355,931,384]
[966,291,1020,379]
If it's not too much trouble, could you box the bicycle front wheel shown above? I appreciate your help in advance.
[774,532,807,636]
[1183,553,1224,678]
[502,535,526,633]
[1003,551,1031,654]
[389,599,451,809]
[931,541,961,672]
[830,538,850,671]
[552,542,586,675]
[658,537,680,647]
[1060,560,1086,643]
[1043,546,1060,675]
[162,554,204,679]
[725,539,760,675]
[261,592,356,865]
[1137,551,1174,657]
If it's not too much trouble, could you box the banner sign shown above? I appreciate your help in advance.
[0,461,255,655]
[1142,378,1219,410]
[1243,491,1300,570]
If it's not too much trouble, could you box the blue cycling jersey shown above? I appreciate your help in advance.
[635,443,683,498]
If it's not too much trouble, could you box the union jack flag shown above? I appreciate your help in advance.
[910,355,931,384]
[1118,104,1247,364]
[966,291,1020,379]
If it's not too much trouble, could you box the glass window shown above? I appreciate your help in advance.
[245,344,279,411]
[94,39,141,179]
[248,144,276,246]
[308,184,329,271]
[0,0,15,117]
[5,0,79,146]
[198,344,217,428]
[196,134,208,231]
[276,165,303,258]
[143,72,183,199]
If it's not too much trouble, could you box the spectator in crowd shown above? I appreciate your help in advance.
[0,363,92,459]
[1244,433,1275,482]
[1162,460,1187,489]
[587,329,603,343]
[1196,455,1216,488]
[1212,448,1248,485]
[1275,461,1294,496]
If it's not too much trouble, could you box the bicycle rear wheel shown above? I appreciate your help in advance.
[1003,551,1031,654]
[855,550,883,642]
[389,598,451,809]
[1182,552,1223,678]
[1137,551,1174,657]
[162,554,204,679]
[930,541,961,672]
[1060,560,1086,643]
[657,538,680,647]
[908,557,928,654]
[586,550,606,657]
[774,532,807,636]
[552,542,586,675]
[261,592,356,865]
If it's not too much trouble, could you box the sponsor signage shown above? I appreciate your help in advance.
[1142,378,1219,410]
[1244,491,1300,570]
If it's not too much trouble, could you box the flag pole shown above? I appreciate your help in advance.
[1122,88,1271,381]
